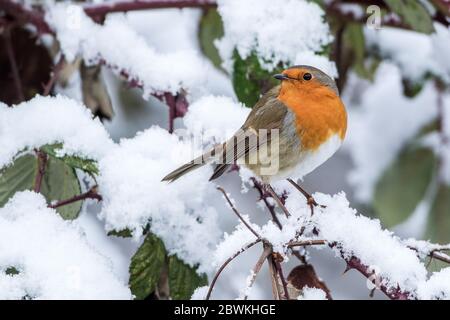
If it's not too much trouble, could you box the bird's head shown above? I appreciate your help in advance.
[274,65,339,96]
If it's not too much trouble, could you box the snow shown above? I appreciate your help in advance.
[298,286,327,300]
[417,268,450,300]
[212,223,258,268]
[365,23,450,83]
[183,95,249,147]
[190,285,209,300]
[216,0,336,76]
[0,191,131,300]
[345,63,439,202]
[308,192,428,293]
[46,3,207,97]
[0,95,113,168]
[0,95,231,273]
[98,127,222,272]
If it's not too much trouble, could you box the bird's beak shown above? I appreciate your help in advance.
[273,74,289,81]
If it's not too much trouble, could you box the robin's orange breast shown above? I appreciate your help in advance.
[277,84,347,151]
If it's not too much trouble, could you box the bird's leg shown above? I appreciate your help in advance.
[287,178,318,207]
[265,184,291,218]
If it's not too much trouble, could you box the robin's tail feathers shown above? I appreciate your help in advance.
[161,160,205,183]
[161,144,225,183]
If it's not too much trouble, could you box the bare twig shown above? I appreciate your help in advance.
[83,0,217,20]
[273,258,290,300]
[265,246,282,300]
[217,186,261,239]
[243,246,271,300]
[49,186,102,209]
[33,150,47,193]
[205,239,261,300]
[288,240,327,248]
[43,56,66,96]
[4,25,25,102]
[343,255,410,300]
[266,184,290,218]
[287,178,318,207]
[251,178,282,229]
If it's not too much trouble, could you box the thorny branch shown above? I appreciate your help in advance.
[49,186,102,209]
[243,246,271,300]
[0,0,190,128]
[42,55,66,96]
[205,239,261,300]
[217,186,261,239]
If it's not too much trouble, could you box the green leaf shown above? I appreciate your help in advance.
[168,255,208,300]
[107,228,133,238]
[129,233,166,300]
[41,143,99,175]
[0,154,37,207]
[0,154,82,220]
[41,157,82,220]
[426,185,450,244]
[343,23,376,80]
[232,51,280,107]
[5,266,20,276]
[373,147,435,228]
[384,0,435,34]
[199,8,224,70]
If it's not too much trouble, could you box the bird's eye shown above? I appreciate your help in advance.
[303,73,312,81]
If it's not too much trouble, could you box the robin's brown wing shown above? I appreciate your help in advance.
[210,86,288,180]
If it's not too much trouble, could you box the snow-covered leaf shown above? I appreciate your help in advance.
[129,233,166,300]
[0,155,36,208]
[373,147,435,228]
[41,143,99,176]
[0,154,81,220]
[232,51,279,107]
[168,255,207,300]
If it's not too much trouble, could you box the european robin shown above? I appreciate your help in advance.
[162,65,347,192]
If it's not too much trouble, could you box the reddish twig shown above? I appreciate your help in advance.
[83,0,217,19]
[217,186,261,239]
[49,186,102,209]
[288,240,327,248]
[243,246,271,300]
[343,255,410,300]
[42,55,65,96]
[33,150,47,193]
[266,184,290,218]
[273,258,290,300]
[4,25,25,102]
[251,178,282,229]
[205,239,261,300]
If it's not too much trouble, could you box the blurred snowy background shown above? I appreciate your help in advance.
[0,0,450,300]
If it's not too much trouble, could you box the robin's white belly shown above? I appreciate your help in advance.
[267,134,343,183]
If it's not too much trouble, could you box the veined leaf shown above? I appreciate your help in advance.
[199,8,224,70]
[0,155,37,207]
[0,154,82,220]
[129,233,166,300]
[373,147,435,228]
[168,255,208,300]
[232,51,280,107]
[41,143,99,175]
